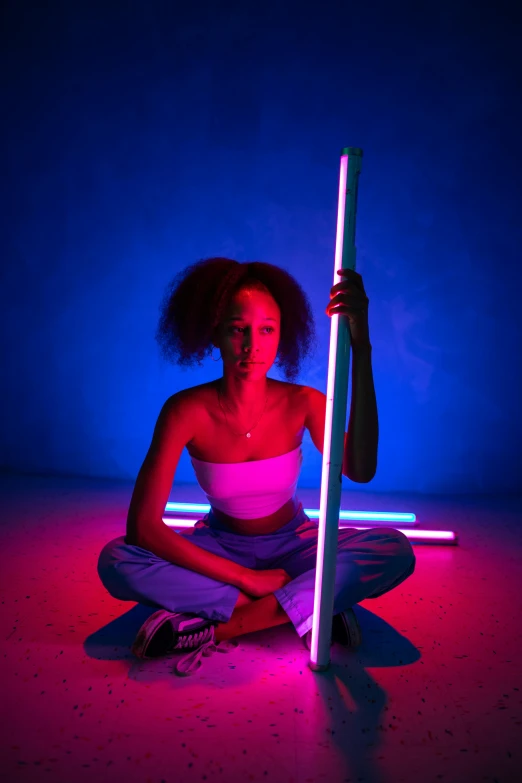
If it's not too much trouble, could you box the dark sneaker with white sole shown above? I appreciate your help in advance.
[303,609,362,651]
[131,610,238,676]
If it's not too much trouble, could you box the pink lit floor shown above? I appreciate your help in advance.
[1,472,521,783]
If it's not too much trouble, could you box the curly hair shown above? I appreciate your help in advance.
[156,258,317,382]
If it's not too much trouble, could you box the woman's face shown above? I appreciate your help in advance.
[216,286,281,378]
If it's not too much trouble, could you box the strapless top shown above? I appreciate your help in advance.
[190,445,303,519]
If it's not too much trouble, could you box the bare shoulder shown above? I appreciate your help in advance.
[298,385,326,427]
[161,383,211,417]
[282,379,310,406]
[266,378,313,414]
[286,382,325,406]
[277,382,325,437]
[152,386,206,436]
[271,380,320,424]
[302,384,326,404]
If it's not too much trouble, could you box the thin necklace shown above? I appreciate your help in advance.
[217,383,268,438]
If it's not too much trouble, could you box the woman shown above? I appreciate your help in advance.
[97,258,416,675]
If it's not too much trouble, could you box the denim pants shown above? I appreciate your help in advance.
[97,503,416,638]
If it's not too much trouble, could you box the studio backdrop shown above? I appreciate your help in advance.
[2,0,521,494]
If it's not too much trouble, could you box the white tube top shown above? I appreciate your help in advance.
[190,445,303,519]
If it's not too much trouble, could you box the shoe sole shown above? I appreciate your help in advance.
[132,610,178,659]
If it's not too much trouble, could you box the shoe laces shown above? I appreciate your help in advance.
[173,624,238,676]
[173,625,216,650]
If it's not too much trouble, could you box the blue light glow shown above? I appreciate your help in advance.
[164,501,416,524]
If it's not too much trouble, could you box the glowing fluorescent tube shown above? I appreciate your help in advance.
[164,501,210,514]
[311,148,357,671]
[163,517,202,529]
[164,501,417,526]
[162,517,457,543]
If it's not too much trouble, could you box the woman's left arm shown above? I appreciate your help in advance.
[343,344,378,482]
[326,269,379,483]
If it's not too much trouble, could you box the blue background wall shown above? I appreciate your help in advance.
[2,0,521,494]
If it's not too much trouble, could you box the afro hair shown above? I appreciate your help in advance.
[155,257,317,382]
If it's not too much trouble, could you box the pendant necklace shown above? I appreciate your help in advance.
[217,384,268,438]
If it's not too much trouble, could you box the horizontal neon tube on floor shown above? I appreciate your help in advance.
[162,517,458,544]
[164,501,417,525]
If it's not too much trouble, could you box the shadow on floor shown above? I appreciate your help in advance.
[85,602,420,669]
[85,604,420,783]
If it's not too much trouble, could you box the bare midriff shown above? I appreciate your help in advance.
[209,495,302,536]
[186,379,307,536]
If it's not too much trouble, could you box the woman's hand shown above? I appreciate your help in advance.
[240,568,293,599]
[326,269,370,349]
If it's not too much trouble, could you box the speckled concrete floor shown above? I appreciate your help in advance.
[1,472,521,783]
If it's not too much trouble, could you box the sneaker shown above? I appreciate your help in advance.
[303,609,362,651]
[131,609,238,676]
[332,609,362,647]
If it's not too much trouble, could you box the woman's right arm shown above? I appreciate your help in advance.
[126,392,251,590]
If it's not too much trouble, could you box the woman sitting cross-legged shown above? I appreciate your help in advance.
[97,258,416,675]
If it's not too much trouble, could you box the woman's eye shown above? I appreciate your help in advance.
[230,327,274,334]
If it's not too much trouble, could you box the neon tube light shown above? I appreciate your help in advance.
[164,501,417,525]
[311,149,355,669]
[162,517,457,544]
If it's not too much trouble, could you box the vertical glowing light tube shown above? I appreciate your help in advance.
[309,148,363,671]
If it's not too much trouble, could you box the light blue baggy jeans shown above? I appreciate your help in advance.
[97,502,416,638]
